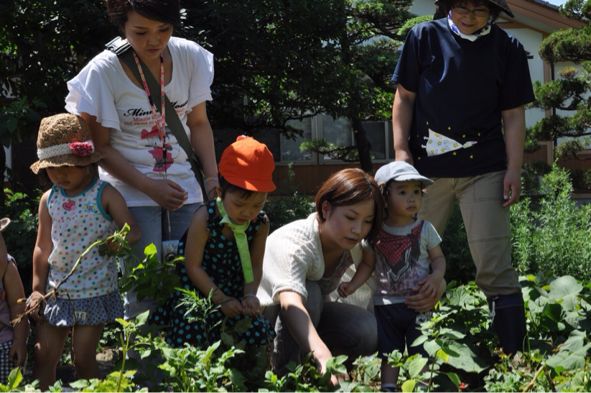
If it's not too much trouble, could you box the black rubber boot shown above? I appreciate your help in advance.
[488,293,527,355]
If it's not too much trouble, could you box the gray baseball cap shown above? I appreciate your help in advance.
[374,161,433,188]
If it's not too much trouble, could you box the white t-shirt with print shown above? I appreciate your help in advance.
[65,37,214,207]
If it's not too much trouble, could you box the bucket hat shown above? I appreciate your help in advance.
[219,135,276,192]
[374,161,433,188]
[30,113,102,174]
[438,0,514,17]
[444,0,515,18]
[487,0,513,17]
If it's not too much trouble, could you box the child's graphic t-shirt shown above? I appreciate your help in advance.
[372,220,441,305]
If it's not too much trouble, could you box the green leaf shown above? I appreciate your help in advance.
[7,368,22,390]
[134,310,150,326]
[546,330,591,372]
[446,372,461,388]
[405,355,428,378]
[541,303,563,322]
[436,348,449,363]
[548,275,583,299]
[442,342,485,373]
[401,379,416,392]
[439,328,466,340]
[424,340,441,357]
[326,355,348,375]
[144,243,158,256]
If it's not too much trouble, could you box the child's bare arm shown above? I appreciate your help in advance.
[5,261,28,366]
[241,216,269,316]
[32,192,52,295]
[428,245,446,282]
[184,208,244,317]
[102,185,141,245]
[28,192,53,318]
[416,245,446,299]
[338,247,375,297]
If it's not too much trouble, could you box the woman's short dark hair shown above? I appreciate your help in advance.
[105,0,180,30]
[315,168,384,242]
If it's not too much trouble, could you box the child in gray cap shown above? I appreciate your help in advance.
[338,161,446,391]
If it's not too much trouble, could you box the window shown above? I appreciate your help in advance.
[280,117,314,162]
[362,120,392,161]
[278,115,394,164]
[318,114,353,162]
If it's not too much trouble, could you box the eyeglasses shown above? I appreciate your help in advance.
[452,6,490,18]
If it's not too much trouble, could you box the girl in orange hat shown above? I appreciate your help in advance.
[152,136,276,381]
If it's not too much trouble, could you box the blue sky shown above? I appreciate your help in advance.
[545,0,566,5]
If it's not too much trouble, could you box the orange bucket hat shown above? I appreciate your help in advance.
[219,135,276,192]
[30,113,102,174]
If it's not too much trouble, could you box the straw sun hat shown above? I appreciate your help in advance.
[30,113,102,174]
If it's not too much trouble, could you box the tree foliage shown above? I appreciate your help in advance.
[1,0,412,183]
[529,0,591,161]
[0,0,114,144]
[182,0,412,170]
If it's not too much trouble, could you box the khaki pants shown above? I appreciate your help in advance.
[419,171,521,296]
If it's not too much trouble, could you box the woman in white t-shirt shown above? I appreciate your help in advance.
[65,0,218,318]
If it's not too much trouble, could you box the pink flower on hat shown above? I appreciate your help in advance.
[68,141,94,157]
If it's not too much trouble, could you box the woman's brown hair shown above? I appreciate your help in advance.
[315,168,384,242]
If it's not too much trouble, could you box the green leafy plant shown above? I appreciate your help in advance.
[158,341,246,392]
[510,165,591,280]
[68,370,142,393]
[0,368,24,392]
[266,192,314,233]
[0,188,40,293]
[262,353,346,392]
[118,243,180,305]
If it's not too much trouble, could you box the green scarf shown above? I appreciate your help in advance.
[216,197,254,283]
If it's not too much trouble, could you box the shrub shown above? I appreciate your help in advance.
[265,193,314,233]
[0,188,40,294]
[510,165,591,280]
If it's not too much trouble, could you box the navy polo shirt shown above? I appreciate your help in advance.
[392,18,535,177]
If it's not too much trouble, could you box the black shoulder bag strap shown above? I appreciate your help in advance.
[105,37,208,200]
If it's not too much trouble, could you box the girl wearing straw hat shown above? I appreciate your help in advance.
[27,113,140,389]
